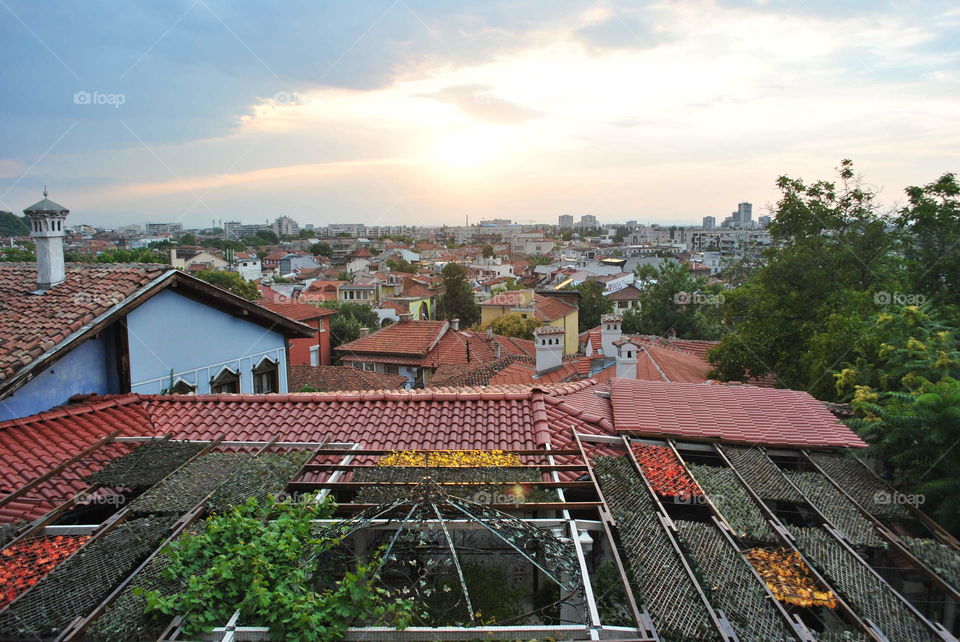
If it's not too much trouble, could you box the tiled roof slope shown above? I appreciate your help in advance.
[421,330,534,368]
[288,365,406,391]
[428,355,534,388]
[0,264,167,382]
[609,378,865,448]
[593,345,712,384]
[533,294,576,322]
[336,321,447,357]
[258,300,335,321]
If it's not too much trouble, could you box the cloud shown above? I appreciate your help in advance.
[574,9,670,51]
[415,83,545,124]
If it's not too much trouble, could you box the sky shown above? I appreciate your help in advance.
[0,0,958,229]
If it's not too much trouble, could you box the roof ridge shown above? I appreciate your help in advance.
[0,393,144,431]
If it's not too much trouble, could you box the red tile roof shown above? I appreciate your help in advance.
[398,284,433,299]
[0,264,168,383]
[608,378,865,448]
[288,366,406,391]
[258,300,336,322]
[336,321,447,357]
[534,295,576,322]
[421,330,534,368]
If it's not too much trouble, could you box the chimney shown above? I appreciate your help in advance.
[533,326,564,374]
[615,338,639,379]
[25,187,69,291]
[494,342,501,359]
[600,313,622,356]
[451,317,460,331]
[359,327,370,338]
[486,327,494,339]
[398,313,413,323]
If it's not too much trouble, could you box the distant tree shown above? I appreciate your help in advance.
[329,316,363,360]
[491,277,523,294]
[178,233,197,246]
[0,211,29,236]
[319,301,380,332]
[612,226,629,243]
[483,313,541,340]
[271,275,295,283]
[298,229,313,239]
[194,269,260,300]
[621,307,643,334]
[147,239,176,250]
[631,261,723,340]
[633,263,659,283]
[527,254,553,267]
[438,263,480,327]
[383,234,415,244]
[310,242,333,257]
[201,238,246,252]
[386,257,417,273]
[574,280,612,332]
[297,383,324,392]
[0,247,34,262]
[482,245,495,258]
[70,248,167,263]
[251,231,279,245]
[337,232,351,237]
[337,270,350,281]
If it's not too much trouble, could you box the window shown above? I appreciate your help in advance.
[170,378,196,395]
[310,345,319,366]
[252,357,280,393]
[211,367,240,394]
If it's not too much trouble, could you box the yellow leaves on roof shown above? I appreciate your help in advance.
[378,450,522,467]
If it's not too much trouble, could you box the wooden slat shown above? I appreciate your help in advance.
[334,501,603,513]
[306,448,584,457]
[303,463,587,472]
[289,480,595,490]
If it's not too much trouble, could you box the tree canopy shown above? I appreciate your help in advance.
[438,263,480,327]
[482,312,541,340]
[574,280,612,332]
[194,269,260,300]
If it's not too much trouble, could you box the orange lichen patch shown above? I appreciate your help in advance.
[745,547,837,608]
[0,535,90,607]
[378,450,522,467]
[631,444,702,498]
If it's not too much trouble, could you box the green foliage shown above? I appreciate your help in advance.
[321,301,380,357]
[482,312,541,340]
[481,244,495,258]
[310,241,333,257]
[491,277,523,294]
[896,172,960,313]
[383,234,415,245]
[202,238,247,252]
[708,160,899,398]
[144,495,414,641]
[386,257,417,273]
[0,211,29,236]
[420,563,524,626]
[849,378,960,533]
[178,233,197,246]
[592,561,632,626]
[337,270,350,281]
[621,307,643,334]
[527,254,554,267]
[612,226,629,243]
[0,246,35,262]
[575,280,612,332]
[438,262,480,327]
[68,248,169,263]
[297,384,324,392]
[194,269,260,300]
[629,261,722,340]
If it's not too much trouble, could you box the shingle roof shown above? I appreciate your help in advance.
[420,330,535,368]
[0,264,168,383]
[533,294,576,322]
[258,300,336,322]
[398,284,433,299]
[288,365,406,391]
[336,321,448,357]
[608,378,865,448]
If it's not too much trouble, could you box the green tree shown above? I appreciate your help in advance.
[621,307,643,334]
[69,248,167,263]
[178,233,197,246]
[194,269,260,300]
[527,254,554,267]
[310,242,333,257]
[0,211,29,236]
[320,301,381,358]
[896,173,960,314]
[386,257,417,273]
[482,244,495,258]
[482,313,541,340]
[574,280,612,332]
[708,160,900,398]
[629,261,722,339]
[612,226,629,243]
[491,277,523,294]
[0,246,35,262]
[438,262,480,327]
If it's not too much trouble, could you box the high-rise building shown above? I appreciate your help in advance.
[702,216,716,229]
[578,215,599,229]
[758,215,772,227]
[145,222,183,235]
[558,215,574,228]
[738,202,752,225]
[272,215,299,238]
[223,221,241,240]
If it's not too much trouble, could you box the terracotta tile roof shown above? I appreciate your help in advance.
[258,300,335,322]
[606,284,642,301]
[0,264,168,384]
[608,378,866,448]
[398,284,433,299]
[420,330,535,368]
[288,366,405,391]
[380,300,409,314]
[428,355,533,388]
[336,321,447,357]
[533,294,576,322]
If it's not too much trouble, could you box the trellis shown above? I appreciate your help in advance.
[805,452,909,520]
[0,535,89,608]
[686,464,777,544]
[784,471,885,548]
[0,516,177,639]
[352,465,553,505]
[675,520,795,641]
[594,456,719,640]
[630,443,702,498]
[720,446,805,503]
[84,439,206,488]
[130,452,250,515]
[901,536,960,591]
[207,451,314,512]
[743,547,837,609]
[791,526,939,642]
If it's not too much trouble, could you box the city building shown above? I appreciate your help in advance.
[144,222,183,235]
[577,215,599,229]
[738,202,753,226]
[479,290,579,354]
[558,214,574,228]
[702,216,716,229]
[223,220,242,240]
[272,215,299,237]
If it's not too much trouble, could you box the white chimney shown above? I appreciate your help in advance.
[450,317,460,331]
[398,313,413,323]
[534,326,564,374]
[25,188,69,290]
[600,313,622,356]
[615,338,639,379]
[359,327,370,338]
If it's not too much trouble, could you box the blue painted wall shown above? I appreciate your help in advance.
[126,289,288,394]
[0,335,111,421]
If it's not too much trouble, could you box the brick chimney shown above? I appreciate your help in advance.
[534,325,564,374]
[600,313,622,356]
[24,188,69,290]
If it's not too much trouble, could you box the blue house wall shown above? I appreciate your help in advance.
[126,289,288,394]
[0,335,112,422]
